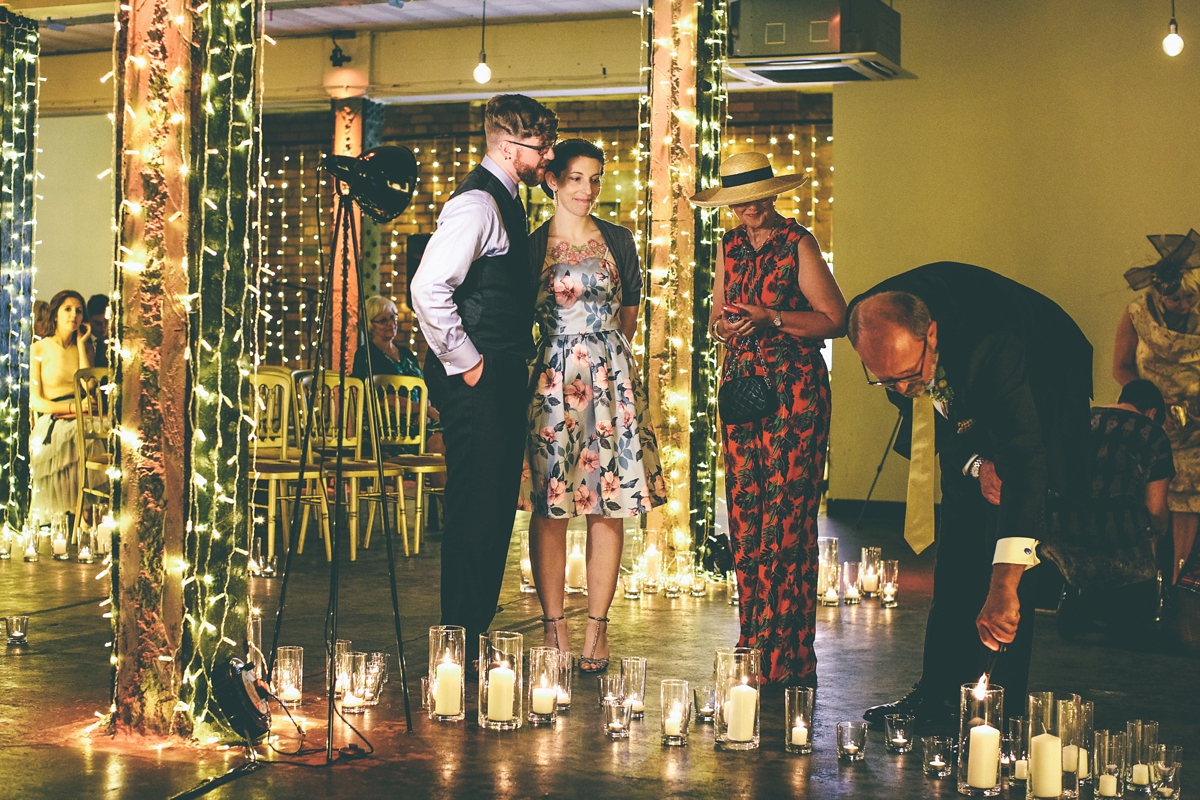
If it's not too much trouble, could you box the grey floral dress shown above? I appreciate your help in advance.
[520,234,667,518]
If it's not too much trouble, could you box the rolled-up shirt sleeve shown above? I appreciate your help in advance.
[993,537,1040,569]
[410,190,508,375]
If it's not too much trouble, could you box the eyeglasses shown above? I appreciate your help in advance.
[506,139,556,156]
[862,335,929,391]
[371,314,398,325]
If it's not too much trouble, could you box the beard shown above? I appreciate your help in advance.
[515,160,546,186]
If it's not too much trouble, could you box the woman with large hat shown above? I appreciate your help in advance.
[691,152,847,686]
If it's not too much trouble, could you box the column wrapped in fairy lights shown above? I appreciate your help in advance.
[0,9,38,528]
[111,0,260,738]
[639,0,726,556]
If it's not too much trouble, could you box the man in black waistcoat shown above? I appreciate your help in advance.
[846,263,1093,726]
[411,95,558,669]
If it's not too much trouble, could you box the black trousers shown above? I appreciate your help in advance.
[920,487,1038,705]
[424,350,530,654]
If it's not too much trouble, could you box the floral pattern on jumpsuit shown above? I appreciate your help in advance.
[721,218,831,685]
[521,238,667,517]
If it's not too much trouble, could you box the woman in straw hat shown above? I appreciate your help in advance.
[1114,229,1200,586]
[691,152,846,687]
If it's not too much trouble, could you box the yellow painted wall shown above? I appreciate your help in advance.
[828,0,1200,502]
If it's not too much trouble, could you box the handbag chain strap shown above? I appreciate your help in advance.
[721,331,777,391]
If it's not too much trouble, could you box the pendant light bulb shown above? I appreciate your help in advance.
[1163,21,1184,56]
[474,56,492,84]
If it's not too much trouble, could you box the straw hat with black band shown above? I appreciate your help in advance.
[689,152,810,208]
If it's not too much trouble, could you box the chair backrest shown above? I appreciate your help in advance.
[73,367,114,460]
[371,374,430,452]
[249,370,292,459]
[308,373,365,459]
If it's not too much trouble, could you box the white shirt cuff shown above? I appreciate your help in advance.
[437,339,483,376]
[993,537,1040,569]
[962,453,979,476]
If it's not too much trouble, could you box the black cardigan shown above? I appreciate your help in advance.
[527,216,642,306]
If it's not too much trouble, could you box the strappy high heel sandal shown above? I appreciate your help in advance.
[541,615,566,651]
[579,615,609,674]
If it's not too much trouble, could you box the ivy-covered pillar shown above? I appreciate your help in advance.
[112,0,257,739]
[0,9,37,528]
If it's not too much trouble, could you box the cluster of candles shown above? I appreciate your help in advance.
[818,542,900,608]
[269,641,390,713]
[0,516,115,565]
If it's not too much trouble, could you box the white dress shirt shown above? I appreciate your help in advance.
[410,156,518,375]
[929,384,1040,569]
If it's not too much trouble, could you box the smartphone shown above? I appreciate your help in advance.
[723,305,743,322]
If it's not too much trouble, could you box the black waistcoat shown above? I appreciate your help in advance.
[449,165,534,359]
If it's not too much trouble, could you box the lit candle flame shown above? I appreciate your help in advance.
[973,673,988,700]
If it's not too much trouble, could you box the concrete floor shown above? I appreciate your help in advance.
[1,508,1196,799]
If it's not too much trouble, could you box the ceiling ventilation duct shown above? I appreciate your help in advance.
[727,0,916,85]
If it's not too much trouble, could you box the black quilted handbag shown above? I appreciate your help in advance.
[717,337,778,425]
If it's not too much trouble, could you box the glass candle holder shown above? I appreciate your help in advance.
[689,568,708,597]
[604,697,632,739]
[332,639,352,698]
[77,528,97,563]
[527,647,559,725]
[519,527,537,594]
[726,570,739,606]
[860,546,882,596]
[479,631,523,730]
[622,570,642,599]
[1077,701,1093,784]
[565,529,588,594]
[597,675,621,707]
[818,562,841,606]
[881,559,900,608]
[363,652,388,706]
[0,527,10,560]
[817,536,838,595]
[249,537,264,577]
[273,646,304,707]
[958,679,1005,796]
[95,515,115,555]
[1124,720,1159,795]
[837,721,867,762]
[660,679,690,746]
[1007,717,1030,785]
[556,650,573,709]
[885,713,915,754]
[642,531,663,593]
[924,735,955,778]
[715,647,760,750]
[785,686,814,754]
[22,532,38,562]
[1093,731,1126,797]
[429,625,466,721]
[1153,744,1181,798]
[620,656,647,719]
[338,652,368,713]
[841,561,862,604]
[5,615,29,646]
[1027,692,1081,799]
[694,685,716,723]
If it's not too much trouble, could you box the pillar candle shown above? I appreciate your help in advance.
[1061,744,1079,772]
[1077,748,1088,779]
[1131,763,1150,785]
[531,686,556,715]
[556,688,571,706]
[520,557,534,584]
[1030,732,1063,797]
[791,719,808,746]
[823,588,838,602]
[565,550,587,588]
[487,662,516,721]
[52,536,67,556]
[861,571,880,593]
[725,683,757,742]
[644,546,660,583]
[664,712,682,736]
[1014,759,1028,780]
[433,658,462,716]
[1097,773,1118,797]
[967,723,1001,789]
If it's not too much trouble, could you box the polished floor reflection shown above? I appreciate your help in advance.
[0,509,1195,798]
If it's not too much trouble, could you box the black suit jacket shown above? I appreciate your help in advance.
[849,263,1093,540]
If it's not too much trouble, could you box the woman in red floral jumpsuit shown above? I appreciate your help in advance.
[694,152,847,686]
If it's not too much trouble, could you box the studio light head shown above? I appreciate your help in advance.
[322,146,418,223]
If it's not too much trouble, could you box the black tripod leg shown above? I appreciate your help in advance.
[855,411,903,529]
[345,204,414,733]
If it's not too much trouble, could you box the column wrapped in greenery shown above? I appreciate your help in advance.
[0,10,37,528]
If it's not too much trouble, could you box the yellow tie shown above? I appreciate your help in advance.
[904,393,936,554]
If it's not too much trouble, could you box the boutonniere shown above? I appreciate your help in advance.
[927,365,954,407]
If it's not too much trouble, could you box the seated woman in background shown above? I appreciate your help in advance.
[29,290,95,524]
[352,295,444,485]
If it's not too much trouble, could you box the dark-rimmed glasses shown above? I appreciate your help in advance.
[371,313,398,325]
[506,139,556,156]
[862,335,929,391]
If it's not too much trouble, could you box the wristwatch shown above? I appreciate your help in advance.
[969,456,985,480]
[772,309,783,327]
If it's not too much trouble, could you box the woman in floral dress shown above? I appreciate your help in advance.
[522,139,666,671]
[692,153,846,687]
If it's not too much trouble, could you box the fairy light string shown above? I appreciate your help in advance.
[0,9,37,528]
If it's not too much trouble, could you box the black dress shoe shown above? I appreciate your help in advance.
[863,683,955,727]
